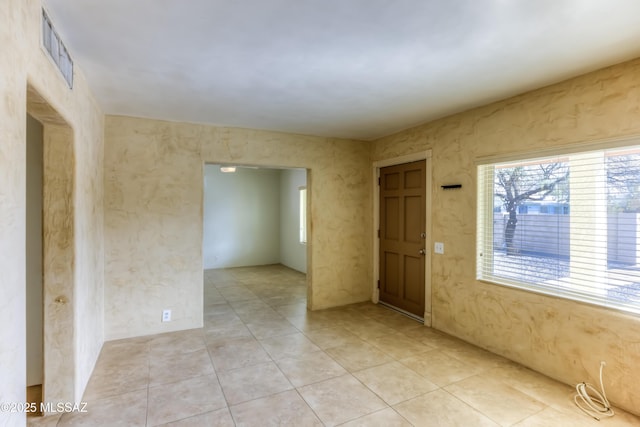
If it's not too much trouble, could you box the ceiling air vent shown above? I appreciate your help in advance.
[42,9,73,89]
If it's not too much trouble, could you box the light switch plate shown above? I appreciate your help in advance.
[434,242,444,254]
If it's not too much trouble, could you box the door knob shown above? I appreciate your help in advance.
[419,249,426,255]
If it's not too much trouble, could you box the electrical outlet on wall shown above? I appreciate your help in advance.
[162,309,171,322]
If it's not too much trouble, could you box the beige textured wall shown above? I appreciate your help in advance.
[42,123,76,405]
[0,2,30,425]
[104,116,371,340]
[373,58,640,414]
[1,0,104,422]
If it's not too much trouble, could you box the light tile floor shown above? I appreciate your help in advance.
[29,264,640,426]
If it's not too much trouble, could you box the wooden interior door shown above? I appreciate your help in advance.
[379,160,426,318]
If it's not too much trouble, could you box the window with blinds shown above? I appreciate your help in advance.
[477,145,640,315]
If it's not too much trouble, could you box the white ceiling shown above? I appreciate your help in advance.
[43,0,640,140]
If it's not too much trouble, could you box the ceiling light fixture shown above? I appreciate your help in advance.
[220,166,236,173]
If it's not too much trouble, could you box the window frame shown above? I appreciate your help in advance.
[476,140,640,316]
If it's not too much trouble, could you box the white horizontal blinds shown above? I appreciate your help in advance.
[477,146,640,315]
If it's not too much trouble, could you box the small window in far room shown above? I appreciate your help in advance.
[299,187,307,244]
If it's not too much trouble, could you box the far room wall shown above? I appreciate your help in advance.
[203,166,307,273]
[203,166,281,269]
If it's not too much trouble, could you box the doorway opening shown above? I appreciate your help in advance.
[202,164,311,324]
[373,152,432,326]
[26,113,44,416]
[26,84,76,411]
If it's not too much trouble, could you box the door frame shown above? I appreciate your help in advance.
[27,84,76,407]
[372,151,433,326]
[200,163,313,308]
